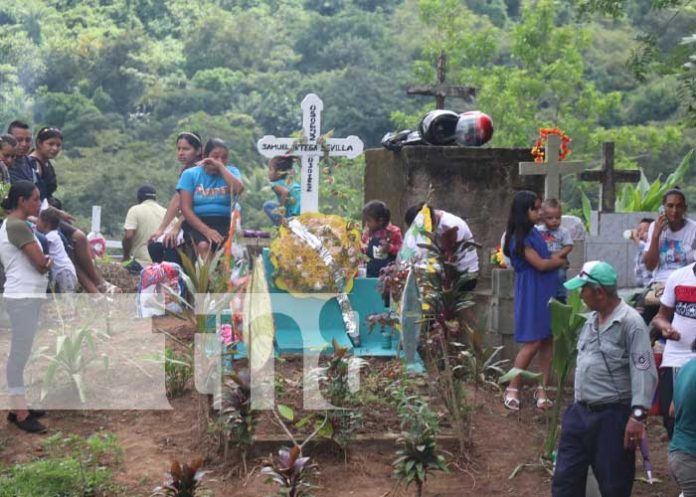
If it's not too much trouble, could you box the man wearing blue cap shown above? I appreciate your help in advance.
[552,261,658,497]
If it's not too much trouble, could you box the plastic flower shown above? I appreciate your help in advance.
[531,127,572,164]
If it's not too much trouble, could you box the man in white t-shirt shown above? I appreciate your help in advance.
[644,191,696,285]
[403,203,479,289]
[652,262,696,439]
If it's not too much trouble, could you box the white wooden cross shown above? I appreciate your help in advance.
[518,134,589,200]
[256,94,364,213]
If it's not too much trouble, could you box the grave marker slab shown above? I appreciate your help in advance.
[257,93,364,213]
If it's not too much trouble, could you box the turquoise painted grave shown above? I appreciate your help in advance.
[261,248,398,356]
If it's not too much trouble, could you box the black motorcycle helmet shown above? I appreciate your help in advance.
[418,110,460,145]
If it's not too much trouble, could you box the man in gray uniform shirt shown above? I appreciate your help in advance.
[552,261,658,497]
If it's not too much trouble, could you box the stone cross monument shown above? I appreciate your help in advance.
[519,134,589,200]
[406,52,477,110]
[257,94,364,213]
[579,142,640,212]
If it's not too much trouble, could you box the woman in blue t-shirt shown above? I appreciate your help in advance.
[177,138,244,258]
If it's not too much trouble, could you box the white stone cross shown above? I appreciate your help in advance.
[518,134,589,200]
[256,94,364,213]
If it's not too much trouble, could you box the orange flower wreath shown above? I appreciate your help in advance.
[530,127,572,164]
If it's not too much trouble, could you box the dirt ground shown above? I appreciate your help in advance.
[0,316,681,497]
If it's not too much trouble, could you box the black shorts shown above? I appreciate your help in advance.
[182,216,230,249]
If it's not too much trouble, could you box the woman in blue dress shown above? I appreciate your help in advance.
[502,191,565,411]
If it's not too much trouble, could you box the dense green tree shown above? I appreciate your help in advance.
[0,0,692,235]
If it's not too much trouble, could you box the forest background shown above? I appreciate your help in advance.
[0,0,694,236]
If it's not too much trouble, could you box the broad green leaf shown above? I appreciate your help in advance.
[498,367,543,385]
[72,373,87,403]
[277,404,294,421]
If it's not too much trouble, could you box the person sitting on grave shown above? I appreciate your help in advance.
[502,191,566,411]
[10,124,118,294]
[6,121,35,185]
[538,198,573,304]
[177,138,244,259]
[122,184,168,274]
[263,155,301,226]
[641,189,696,325]
[628,217,654,288]
[361,200,403,278]
[0,133,17,183]
[148,131,203,265]
[404,202,479,289]
[36,207,77,296]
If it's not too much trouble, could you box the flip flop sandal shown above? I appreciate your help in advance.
[504,388,520,411]
[534,387,554,410]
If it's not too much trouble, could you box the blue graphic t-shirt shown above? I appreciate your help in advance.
[176,165,242,218]
[646,218,696,283]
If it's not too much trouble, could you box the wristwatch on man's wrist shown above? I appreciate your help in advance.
[631,406,647,422]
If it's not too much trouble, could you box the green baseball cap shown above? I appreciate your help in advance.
[564,261,618,290]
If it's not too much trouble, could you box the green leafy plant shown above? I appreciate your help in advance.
[498,292,587,475]
[312,339,367,453]
[262,406,325,497]
[459,322,508,391]
[219,369,255,473]
[164,346,193,398]
[543,293,587,460]
[40,327,109,403]
[391,384,448,497]
[615,149,694,212]
[0,432,122,497]
[261,445,316,497]
[0,457,115,497]
[173,248,232,333]
[418,226,478,458]
[151,458,209,497]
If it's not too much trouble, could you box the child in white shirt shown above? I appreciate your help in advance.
[36,207,78,294]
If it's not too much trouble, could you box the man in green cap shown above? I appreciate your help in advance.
[552,261,658,497]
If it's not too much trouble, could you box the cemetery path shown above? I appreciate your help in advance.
[0,316,681,496]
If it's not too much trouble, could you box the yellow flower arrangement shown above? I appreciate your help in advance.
[269,213,362,295]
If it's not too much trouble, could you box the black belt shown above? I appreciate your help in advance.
[577,401,629,412]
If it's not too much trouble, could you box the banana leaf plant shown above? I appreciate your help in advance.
[543,292,587,460]
[615,149,694,212]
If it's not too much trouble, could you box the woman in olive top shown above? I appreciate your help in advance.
[0,181,52,433]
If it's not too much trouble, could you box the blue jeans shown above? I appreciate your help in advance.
[552,402,635,497]
[263,200,283,226]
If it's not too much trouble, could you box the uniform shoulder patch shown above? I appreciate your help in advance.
[631,353,652,371]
